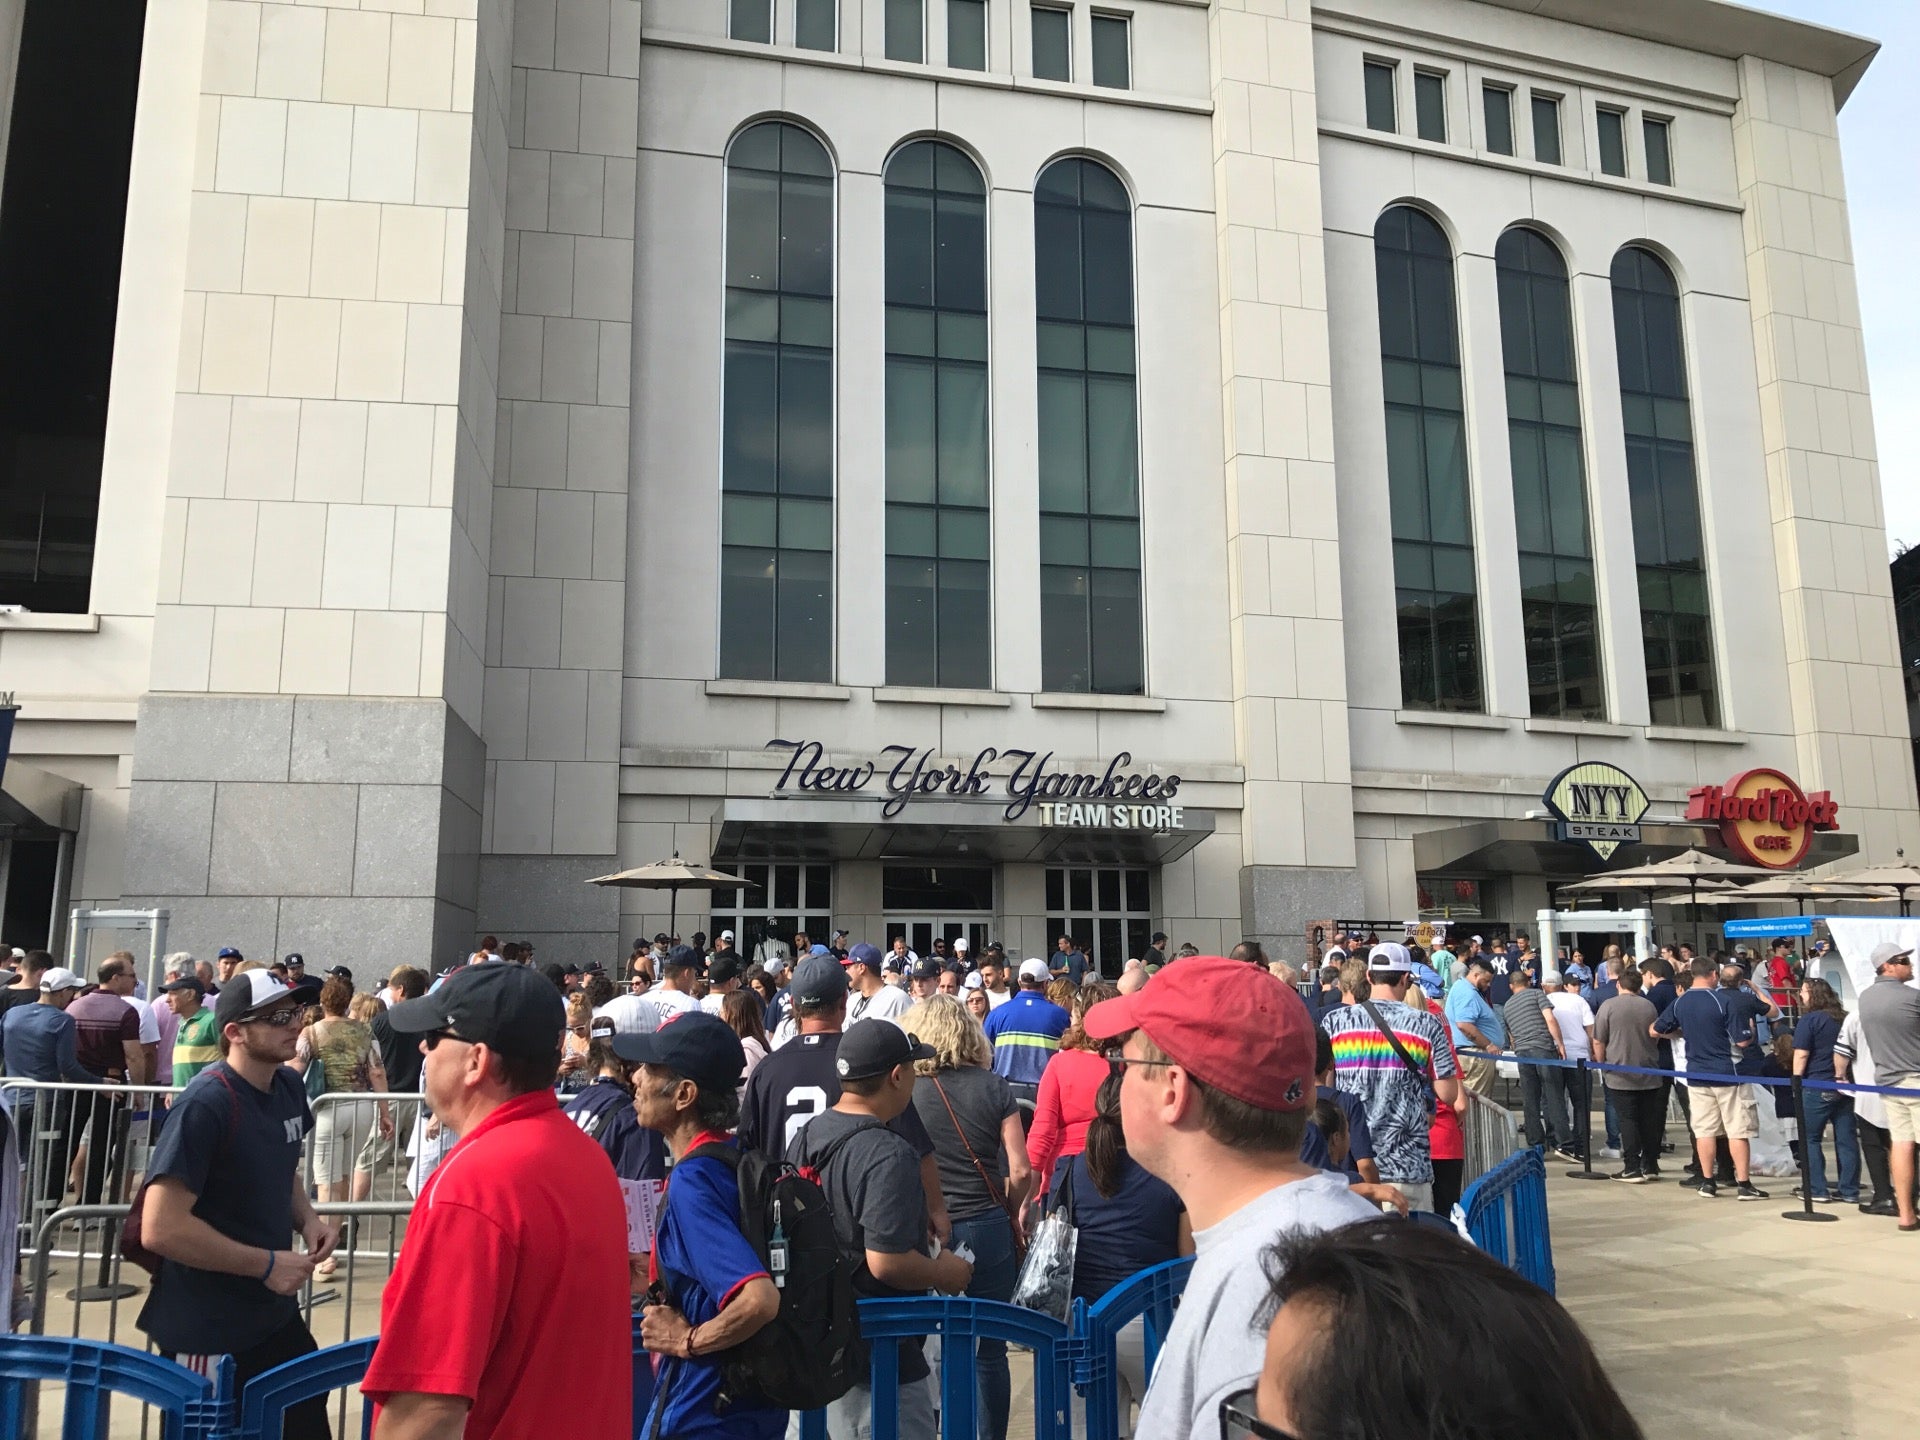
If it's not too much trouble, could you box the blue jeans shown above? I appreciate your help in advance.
[951,1209,1019,1440]
[1803,1090,1861,1201]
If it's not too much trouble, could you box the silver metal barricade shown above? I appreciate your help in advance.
[1463,1088,1520,1185]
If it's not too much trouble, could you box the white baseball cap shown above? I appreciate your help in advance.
[1019,958,1050,983]
[1367,943,1413,974]
[963,971,985,991]
[38,968,83,994]
[954,937,969,952]
[720,930,734,942]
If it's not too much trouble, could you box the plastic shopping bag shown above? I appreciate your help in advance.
[1009,1210,1078,1322]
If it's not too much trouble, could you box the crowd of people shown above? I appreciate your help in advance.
[14,918,1917,1439]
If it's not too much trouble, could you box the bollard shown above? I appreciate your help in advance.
[1564,1060,1610,1182]
[1781,1075,1837,1224]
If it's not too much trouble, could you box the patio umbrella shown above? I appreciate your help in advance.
[1822,859,1920,916]
[585,856,758,939]
[1690,877,1895,911]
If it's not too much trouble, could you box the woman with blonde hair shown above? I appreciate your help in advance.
[903,995,1031,1440]
[291,976,390,1274]
[1027,980,1120,1214]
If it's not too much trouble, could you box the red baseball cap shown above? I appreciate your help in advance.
[1083,956,1316,1111]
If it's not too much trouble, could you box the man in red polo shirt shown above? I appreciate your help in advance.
[362,964,630,1439]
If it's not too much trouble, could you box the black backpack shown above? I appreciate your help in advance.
[682,1138,868,1413]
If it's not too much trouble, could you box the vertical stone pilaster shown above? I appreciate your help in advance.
[1210,0,1362,938]
[1733,57,1920,864]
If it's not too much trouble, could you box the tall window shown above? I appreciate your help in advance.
[1035,158,1143,695]
[1414,70,1447,142]
[885,0,923,62]
[720,122,835,683]
[1364,60,1397,133]
[1091,14,1130,89]
[1531,94,1561,165]
[1375,206,1480,712]
[948,0,987,69]
[1644,117,1673,186]
[1047,866,1152,981]
[1032,6,1070,80]
[1596,107,1627,176]
[1483,84,1514,156]
[885,141,991,689]
[1611,247,1717,726]
[1497,228,1603,719]
[796,0,836,50]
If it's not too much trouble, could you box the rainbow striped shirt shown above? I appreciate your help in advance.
[1322,1001,1456,1186]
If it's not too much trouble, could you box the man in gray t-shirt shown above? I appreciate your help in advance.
[1084,957,1377,1440]
[1502,968,1567,1152]
[1855,942,1920,1229]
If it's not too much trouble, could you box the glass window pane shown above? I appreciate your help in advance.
[1041,565,1091,692]
[1037,321,1084,371]
[1597,108,1627,177]
[1364,61,1397,132]
[1415,71,1446,142]
[1091,15,1129,89]
[1543,428,1587,555]
[939,508,990,560]
[936,365,990,507]
[726,170,780,290]
[722,345,778,493]
[779,497,833,551]
[780,175,833,296]
[937,558,991,687]
[1644,117,1673,186]
[1086,377,1139,516]
[886,0,923,62]
[726,289,778,343]
[1082,212,1133,324]
[886,189,934,307]
[1532,95,1561,164]
[948,0,986,70]
[796,0,836,50]
[1090,517,1138,568]
[1037,372,1087,512]
[1483,84,1513,155]
[729,0,771,42]
[778,349,834,496]
[723,493,778,548]
[1124,868,1149,911]
[1509,424,1549,553]
[887,555,938,687]
[1040,515,1088,566]
[1032,6,1070,81]
[887,307,936,358]
[1085,325,1135,375]
[1034,203,1082,321]
[1385,407,1426,541]
[1089,568,1144,694]
[780,295,832,349]
[887,504,938,556]
[1423,412,1470,545]
[886,358,936,502]
[720,545,777,679]
[1069,869,1093,911]
[1046,868,1064,911]
[775,548,833,681]
[1097,868,1121,911]
[935,194,988,314]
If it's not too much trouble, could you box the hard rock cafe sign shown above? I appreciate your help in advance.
[1686,768,1838,869]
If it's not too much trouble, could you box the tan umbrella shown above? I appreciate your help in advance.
[586,856,758,938]
[1822,859,1920,915]
[1690,878,1894,908]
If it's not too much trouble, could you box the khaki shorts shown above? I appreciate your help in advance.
[1688,1083,1756,1140]
[1884,1093,1920,1145]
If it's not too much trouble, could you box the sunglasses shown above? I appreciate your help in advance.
[1219,1390,1299,1440]
[247,1005,306,1029]
[422,1028,473,1050]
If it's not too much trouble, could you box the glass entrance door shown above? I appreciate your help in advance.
[885,916,993,964]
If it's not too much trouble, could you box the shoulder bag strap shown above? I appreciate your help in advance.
[930,1074,1008,1213]
[1358,998,1435,1101]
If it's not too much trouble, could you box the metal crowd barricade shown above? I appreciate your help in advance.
[1462,1087,1520,1186]
[1071,1255,1193,1440]
[1456,1147,1555,1295]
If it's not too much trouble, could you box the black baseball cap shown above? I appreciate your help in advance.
[324,965,354,981]
[653,932,670,945]
[1151,932,1168,944]
[910,957,942,982]
[214,970,320,1030]
[610,1012,744,1091]
[835,1022,934,1081]
[160,976,207,996]
[385,963,566,1061]
[284,953,305,968]
[790,954,849,1005]
[662,944,702,974]
[709,954,743,986]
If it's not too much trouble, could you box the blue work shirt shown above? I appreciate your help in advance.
[2,1003,101,1084]
[983,990,1070,1087]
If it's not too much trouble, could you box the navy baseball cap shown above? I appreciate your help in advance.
[610,1012,744,1091]
[160,976,207,997]
[845,942,883,970]
[910,957,942,982]
[790,953,849,1005]
[835,1021,933,1081]
[662,945,702,973]
[217,947,242,960]
[386,962,565,1061]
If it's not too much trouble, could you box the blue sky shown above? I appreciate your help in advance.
[1762,0,1917,553]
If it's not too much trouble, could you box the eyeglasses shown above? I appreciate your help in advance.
[422,1029,473,1050]
[247,1006,305,1029]
[1219,1390,1299,1440]
[1107,1054,1169,1078]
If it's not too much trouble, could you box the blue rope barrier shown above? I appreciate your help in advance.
[1456,1050,1920,1098]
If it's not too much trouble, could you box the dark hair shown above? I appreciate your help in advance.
[98,958,132,984]
[319,976,353,1016]
[389,966,429,1000]
[1084,1073,1130,1197]
[497,1043,564,1097]
[1314,1028,1334,1075]
[542,962,569,992]
[20,950,51,976]
[1688,956,1717,981]
[1465,956,1492,974]
[1311,1095,1346,1142]
[1801,977,1846,1022]
[1640,956,1673,981]
[586,1037,630,1080]
[721,988,768,1048]
[1617,966,1643,993]
[1318,966,1340,986]
[650,1067,742,1131]
[1138,1034,1307,1156]
[837,1072,888,1098]
[1229,940,1267,965]
[583,974,616,1009]
[1258,1220,1645,1440]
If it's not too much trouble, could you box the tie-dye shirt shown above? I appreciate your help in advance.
[1321,1000,1456,1185]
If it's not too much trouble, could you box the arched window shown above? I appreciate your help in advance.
[1035,158,1142,696]
[884,141,990,689]
[1610,247,1717,727]
[719,122,834,683]
[1497,227,1603,719]
[1375,206,1480,712]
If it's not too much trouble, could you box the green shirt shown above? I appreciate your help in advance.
[171,1007,221,1085]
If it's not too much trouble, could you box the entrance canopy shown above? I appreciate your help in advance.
[0,758,82,839]
[710,796,1213,867]
[1411,818,1857,880]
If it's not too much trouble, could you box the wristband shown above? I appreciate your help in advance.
[262,1250,276,1283]
[683,1323,698,1359]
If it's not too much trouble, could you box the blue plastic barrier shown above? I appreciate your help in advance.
[795,1296,1075,1440]
[1071,1255,1193,1440]
[228,1337,375,1440]
[0,1335,227,1440]
[1457,1146,1556,1295]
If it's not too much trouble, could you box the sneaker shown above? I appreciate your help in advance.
[1642,1168,1662,1181]
[1612,1170,1649,1184]
[1680,1170,1705,1187]
[1791,1185,1832,1203]
[1599,1146,1623,1160]
[1861,1199,1898,1216]
[1697,1179,1719,1198]
[1735,1181,1769,1202]
[1553,1147,1584,1163]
